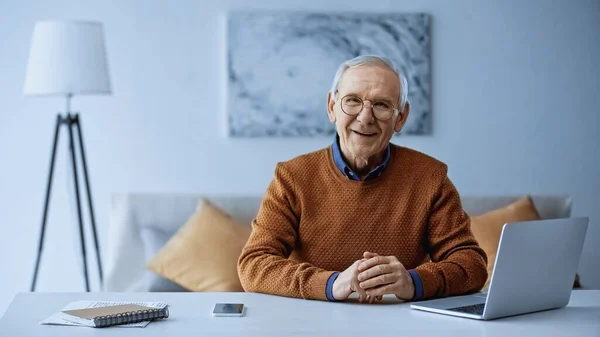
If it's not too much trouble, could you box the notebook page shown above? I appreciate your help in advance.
[40,301,169,328]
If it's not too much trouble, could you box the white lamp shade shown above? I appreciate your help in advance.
[23,20,112,96]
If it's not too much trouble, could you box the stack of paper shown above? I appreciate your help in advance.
[40,301,169,328]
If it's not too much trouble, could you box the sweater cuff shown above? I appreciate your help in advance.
[408,270,424,301]
[413,265,438,300]
[326,272,341,301]
[308,271,338,300]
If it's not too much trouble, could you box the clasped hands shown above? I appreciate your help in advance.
[332,252,415,303]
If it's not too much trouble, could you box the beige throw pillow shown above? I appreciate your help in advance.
[147,199,252,292]
[470,196,541,289]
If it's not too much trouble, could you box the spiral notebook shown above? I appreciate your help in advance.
[40,301,170,328]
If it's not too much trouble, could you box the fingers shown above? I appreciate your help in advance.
[357,288,370,303]
[359,271,398,290]
[353,256,391,304]
[358,293,367,303]
[358,255,391,272]
[355,287,367,303]
[365,284,395,298]
[355,282,368,299]
[365,294,384,304]
[352,252,386,304]
[360,294,383,304]
[358,263,394,282]
[352,264,369,301]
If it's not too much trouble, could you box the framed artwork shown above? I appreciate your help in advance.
[227,11,431,137]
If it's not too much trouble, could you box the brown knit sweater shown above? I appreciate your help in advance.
[238,144,488,301]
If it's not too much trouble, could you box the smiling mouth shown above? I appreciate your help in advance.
[352,130,377,137]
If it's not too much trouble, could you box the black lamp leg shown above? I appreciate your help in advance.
[73,114,103,285]
[67,114,90,292]
[31,114,63,292]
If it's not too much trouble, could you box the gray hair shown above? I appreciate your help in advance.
[329,55,409,110]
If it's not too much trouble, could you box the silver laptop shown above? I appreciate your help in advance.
[410,217,588,320]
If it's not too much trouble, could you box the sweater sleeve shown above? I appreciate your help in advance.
[413,166,488,300]
[237,163,335,300]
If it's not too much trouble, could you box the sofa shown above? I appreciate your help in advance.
[103,193,572,293]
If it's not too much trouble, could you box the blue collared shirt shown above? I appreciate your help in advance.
[331,133,391,180]
[326,134,424,301]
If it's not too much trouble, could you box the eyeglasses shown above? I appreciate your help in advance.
[338,93,398,121]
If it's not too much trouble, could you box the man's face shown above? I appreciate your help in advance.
[327,65,409,162]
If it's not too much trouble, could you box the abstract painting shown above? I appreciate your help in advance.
[227,11,431,137]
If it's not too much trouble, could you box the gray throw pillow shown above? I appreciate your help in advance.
[140,227,189,292]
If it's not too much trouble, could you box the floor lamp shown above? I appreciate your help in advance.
[23,20,112,292]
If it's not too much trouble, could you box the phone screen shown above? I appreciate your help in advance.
[213,303,244,315]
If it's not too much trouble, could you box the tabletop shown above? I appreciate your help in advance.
[1,290,599,337]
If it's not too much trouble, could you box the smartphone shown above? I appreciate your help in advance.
[212,303,245,317]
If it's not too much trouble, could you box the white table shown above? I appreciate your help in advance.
[1,290,599,336]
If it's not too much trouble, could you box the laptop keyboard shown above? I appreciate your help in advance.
[448,303,485,315]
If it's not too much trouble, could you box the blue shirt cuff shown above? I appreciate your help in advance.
[326,272,341,301]
[408,270,424,301]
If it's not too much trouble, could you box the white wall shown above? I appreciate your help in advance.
[1,0,598,316]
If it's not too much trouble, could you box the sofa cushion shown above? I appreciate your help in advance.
[146,199,252,292]
[470,195,541,289]
[461,195,571,219]
[139,227,189,292]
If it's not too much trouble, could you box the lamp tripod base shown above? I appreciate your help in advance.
[30,112,103,292]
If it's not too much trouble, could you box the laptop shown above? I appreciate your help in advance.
[410,217,588,320]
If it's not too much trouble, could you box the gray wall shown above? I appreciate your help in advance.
[0,0,598,315]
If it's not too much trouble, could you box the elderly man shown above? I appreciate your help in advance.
[238,55,487,302]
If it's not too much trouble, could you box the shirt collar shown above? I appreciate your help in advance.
[332,133,391,181]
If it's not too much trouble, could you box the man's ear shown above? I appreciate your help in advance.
[327,92,336,123]
[394,101,410,133]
